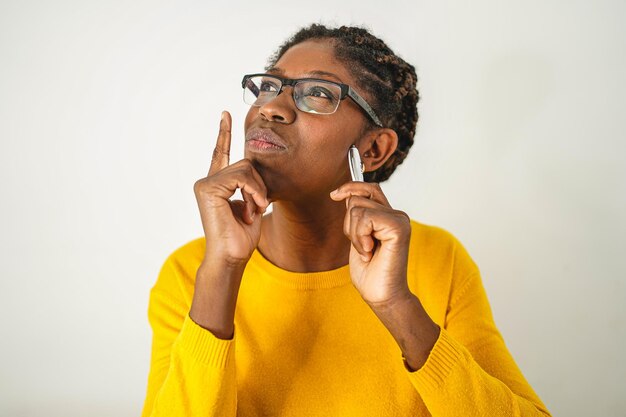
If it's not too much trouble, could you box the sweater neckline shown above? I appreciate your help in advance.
[249,249,352,290]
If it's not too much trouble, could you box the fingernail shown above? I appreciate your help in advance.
[221,111,226,121]
[361,255,369,262]
[330,189,338,195]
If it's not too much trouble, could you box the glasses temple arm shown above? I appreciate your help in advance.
[346,88,383,127]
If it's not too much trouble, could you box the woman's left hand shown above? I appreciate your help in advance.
[330,182,412,308]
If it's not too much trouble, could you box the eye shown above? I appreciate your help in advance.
[259,79,280,93]
[303,85,335,100]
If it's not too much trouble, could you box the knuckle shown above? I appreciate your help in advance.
[212,147,229,161]
[234,159,253,173]
[350,205,366,219]
[396,210,410,222]
[236,168,254,182]
[194,177,216,196]
[394,210,412,229]
[372,183,385,200]
[346,196,361,210]
[193,178,204,193]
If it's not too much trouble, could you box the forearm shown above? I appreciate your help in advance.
[371,292,551,416]
[369,292,440,371]
[189,260,246,340]
[405,328,552,416]
[143,258,239,417]
[143,315,238,417]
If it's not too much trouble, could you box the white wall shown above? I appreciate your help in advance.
[1,1,624,416]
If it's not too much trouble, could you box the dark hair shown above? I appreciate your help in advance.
[267,24,419,183]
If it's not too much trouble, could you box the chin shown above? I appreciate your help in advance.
[249,158,286,201]
[251,159,322,204]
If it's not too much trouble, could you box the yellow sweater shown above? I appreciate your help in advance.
[141,220,551,416]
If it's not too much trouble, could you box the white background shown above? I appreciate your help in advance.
[1,1,625,416]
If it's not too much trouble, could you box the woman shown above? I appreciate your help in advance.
[141,24,551,416]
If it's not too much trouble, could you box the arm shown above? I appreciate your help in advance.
[372,273,552,416]
[331,182,551,416]
[140,257,238,417]
[142,112,268,416]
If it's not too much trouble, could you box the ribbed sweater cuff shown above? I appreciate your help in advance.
[176,314,235,369]
[408,328,466,395]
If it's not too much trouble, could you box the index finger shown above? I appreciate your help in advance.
[330,182,391,207]
[208,111,232,176]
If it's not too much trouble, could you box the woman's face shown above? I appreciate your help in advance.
[244,39,372,202]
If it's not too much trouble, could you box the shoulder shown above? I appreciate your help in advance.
[151,237,206,302]
[407,219,474,265]
[166,236,206,267]
[406,220,480,313]
[408,219,458,247]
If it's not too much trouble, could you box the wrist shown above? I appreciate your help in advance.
[365,287,413,312]
[201,251,250,274]
[369,291,440,371]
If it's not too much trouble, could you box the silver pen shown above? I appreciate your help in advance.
[348,145,364,182]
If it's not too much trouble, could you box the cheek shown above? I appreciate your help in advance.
[244,107,256,129]
[297,124,353,175]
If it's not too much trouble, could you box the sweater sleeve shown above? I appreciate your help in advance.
[140,255,238,417]
[406,270,551,416]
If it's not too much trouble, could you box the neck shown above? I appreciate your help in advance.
[258,198,350,273]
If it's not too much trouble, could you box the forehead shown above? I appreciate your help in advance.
[271,40,355,85]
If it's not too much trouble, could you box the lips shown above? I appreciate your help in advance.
[245,128,288,151]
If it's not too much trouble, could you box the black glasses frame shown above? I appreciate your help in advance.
[241,73,383,127]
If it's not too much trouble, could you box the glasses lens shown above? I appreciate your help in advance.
[294,81,341,114]
[243,75,281,106]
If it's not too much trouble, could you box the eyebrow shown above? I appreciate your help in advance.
[266,67,345,84]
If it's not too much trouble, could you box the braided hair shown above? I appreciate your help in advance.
[267,24,419,183]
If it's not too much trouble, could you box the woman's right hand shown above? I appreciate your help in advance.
[190,111,269,338]
[193,111,270,267]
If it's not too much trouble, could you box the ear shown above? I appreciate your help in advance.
[359,128,398,173]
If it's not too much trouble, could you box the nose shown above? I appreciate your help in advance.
[258,87,297,124]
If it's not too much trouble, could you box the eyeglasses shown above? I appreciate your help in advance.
[241,73,383,127]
